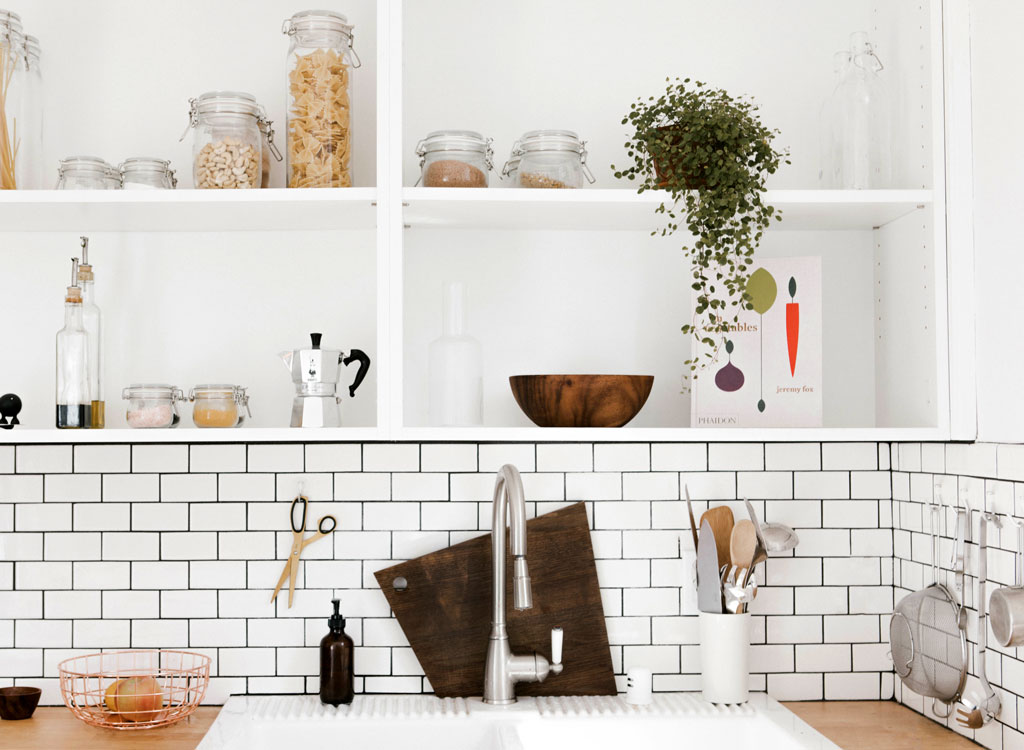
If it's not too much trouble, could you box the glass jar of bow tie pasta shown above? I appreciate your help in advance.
[282,10,360,188]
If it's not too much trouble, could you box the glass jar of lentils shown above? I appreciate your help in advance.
[282,10,359,188]
[184,91,280,189]
[416,130,493,187]
[512,130,595,189]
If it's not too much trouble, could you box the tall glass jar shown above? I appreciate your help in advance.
[57,156,113,190]
[513,130,595,189]
[826,32,891,189]
[282,10,359,188]
[184,91,280,189]
[19,34,41,189]
[416,130,492,187]
[120,158,176,189]
[0,11,24,190]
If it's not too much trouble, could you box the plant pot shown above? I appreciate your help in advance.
[649,125,711,190]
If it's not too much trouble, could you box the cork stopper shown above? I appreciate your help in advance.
[66,257,82,304]
[77,237,94,282]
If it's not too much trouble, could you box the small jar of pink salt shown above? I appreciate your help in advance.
[122,384,184,428]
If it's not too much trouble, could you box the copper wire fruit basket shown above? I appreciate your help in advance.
[58,649,211,730]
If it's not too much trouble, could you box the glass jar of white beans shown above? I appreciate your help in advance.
[183,91,281,189]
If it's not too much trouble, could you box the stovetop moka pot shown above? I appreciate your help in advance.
[279,332,371,427]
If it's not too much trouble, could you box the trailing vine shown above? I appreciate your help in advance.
[613,77,788,383]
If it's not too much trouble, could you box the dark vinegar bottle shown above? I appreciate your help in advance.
[320,598,354,706]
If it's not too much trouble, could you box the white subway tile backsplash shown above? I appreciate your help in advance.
[765,444,820,471]
[161,474,217,503]
[15,561,71,590]
[74,503,130,531]
[44,532,100,561]
[132,561,188,590]
[651,443,707,472]
[567,472,622,501]
[16,503,71,531]
[44,474,100,502]
[419,444,475,473]
[622,530,679,559]
[536,443,592,472]
[0,532,43,560]
[131,445,188,473]
[708,443,763,471]
[73,619,130,649]
[190,445,247,473]
[102,474,159,503]
[594,444,650,472]
[737,472,793,499]
[795,471,849,499]
[392,473,448,501]
[362,444,419,473]
[75,561,130,590]
[16,446,71,474]
[161,590,218,618]
[133,503,189,531]
[218,473,275,502]
[1,439,978,712]
[160,532,217,560]
[623,473,678,501]
[73,445,130,473]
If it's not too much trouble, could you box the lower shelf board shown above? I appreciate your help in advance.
[0,426,946,444]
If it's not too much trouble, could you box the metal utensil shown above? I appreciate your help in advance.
[684,484,699,554]
[700,505,735,571]
[990,518,1024,647]
[697,520,723,614]
[956,512,1002,728]
[761,522,800,552]
[740,499,768,586]
[889,502,968,718]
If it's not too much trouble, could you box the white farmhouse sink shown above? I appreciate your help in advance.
[198,694,838,750]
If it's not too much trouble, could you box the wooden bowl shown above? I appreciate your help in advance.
[509,375,654,427]
[0,686,42,720]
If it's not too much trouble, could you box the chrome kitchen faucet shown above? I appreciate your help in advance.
[483,464,563,704]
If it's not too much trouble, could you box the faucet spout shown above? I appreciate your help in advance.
[492,464,531,625]
[484,464,561,705]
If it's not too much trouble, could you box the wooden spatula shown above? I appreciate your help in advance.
[730,520,757,584]
[700,505,734,570]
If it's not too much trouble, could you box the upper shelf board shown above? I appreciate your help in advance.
[1,425,945,444]
[0,188,378,233]
[402,188,933,232]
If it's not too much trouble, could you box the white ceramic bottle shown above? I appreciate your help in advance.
[428,281,483,426]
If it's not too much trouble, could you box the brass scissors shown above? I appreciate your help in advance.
[271,494,337,608]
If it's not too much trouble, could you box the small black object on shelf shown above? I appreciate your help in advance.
[0,393,21,430]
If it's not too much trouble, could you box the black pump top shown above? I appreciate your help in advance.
[329,598,346,631]
[310,332,322,350]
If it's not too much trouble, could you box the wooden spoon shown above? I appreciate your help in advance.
[730,520,757,583]
[700,505,735,570]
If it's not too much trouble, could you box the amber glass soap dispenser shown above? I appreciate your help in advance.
[320,598,354,705]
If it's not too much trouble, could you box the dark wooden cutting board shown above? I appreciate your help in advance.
[374,502,616,697]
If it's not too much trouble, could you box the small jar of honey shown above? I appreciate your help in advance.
[189,384,250,428]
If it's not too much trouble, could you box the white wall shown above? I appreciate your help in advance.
[971,1,1024,442]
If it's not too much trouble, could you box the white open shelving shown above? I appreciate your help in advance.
[0,188,379,232]
[0,0,973,444]
[402,188,933,232]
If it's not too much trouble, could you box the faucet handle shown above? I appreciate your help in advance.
[551,627,563,674]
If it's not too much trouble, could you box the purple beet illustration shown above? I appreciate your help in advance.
[715,340,745,392]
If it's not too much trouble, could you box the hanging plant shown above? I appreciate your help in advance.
[613,77,788,383]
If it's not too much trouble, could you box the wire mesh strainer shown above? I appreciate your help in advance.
[890,504,967,717]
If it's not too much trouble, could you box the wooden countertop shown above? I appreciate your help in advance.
[1,701,977,750]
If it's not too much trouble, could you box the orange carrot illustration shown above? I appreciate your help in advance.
[786,277,799,376]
